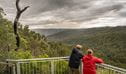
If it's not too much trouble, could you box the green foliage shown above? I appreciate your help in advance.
[0,8,71,62]
[8,50,33,59]
[37,54,49,58]
[0,50,33,61]
[0,18,16,50]
[0,7,4,18]
[55,61,69,74]
[19,61,51,74]
[48,42,71,57]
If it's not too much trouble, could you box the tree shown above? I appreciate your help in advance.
[14,0,29,51]
[0,7,3,18]
[0,7,5,18]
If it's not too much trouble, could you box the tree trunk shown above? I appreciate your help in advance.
[14,0,29,51]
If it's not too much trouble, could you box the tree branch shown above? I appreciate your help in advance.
[21,6,30,13]
[16,0,21,11]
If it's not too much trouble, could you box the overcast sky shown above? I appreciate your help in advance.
[0,0,126,29]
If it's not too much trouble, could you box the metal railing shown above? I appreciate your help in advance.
[0,62,15,74]
[1,57,125,74]
[7,57,70,74]
[96,64,126,74]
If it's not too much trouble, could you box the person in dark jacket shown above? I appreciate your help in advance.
[69,44,83,74]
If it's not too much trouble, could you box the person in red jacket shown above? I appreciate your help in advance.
[82,49,104,74]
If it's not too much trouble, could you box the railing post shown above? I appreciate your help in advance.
[13,65,16,74]
[16,62,21,74]
[5,61,10,74]
[51,61,54,74]
[80,62,83,74]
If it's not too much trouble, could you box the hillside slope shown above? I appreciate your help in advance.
[48,26,126,68]
[31,29,66,36]
[48,26,126,42]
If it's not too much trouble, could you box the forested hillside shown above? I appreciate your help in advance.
[0,8,71,61]
[48,27,126,68]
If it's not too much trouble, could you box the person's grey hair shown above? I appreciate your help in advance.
[75,44,82,49]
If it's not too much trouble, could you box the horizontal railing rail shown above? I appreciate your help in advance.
[6,57,69,62]
[0,62,14,66]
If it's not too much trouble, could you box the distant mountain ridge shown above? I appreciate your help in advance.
[31,29,66,36]
[47,26,126,42]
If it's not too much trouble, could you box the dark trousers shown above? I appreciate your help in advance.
[70,68,80,74]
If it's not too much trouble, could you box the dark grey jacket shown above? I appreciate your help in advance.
[69,48,83,69]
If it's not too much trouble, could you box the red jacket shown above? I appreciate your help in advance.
[82,54,103,74]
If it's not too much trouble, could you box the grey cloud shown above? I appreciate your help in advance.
[0,0,98,19]
[83,4,124,20]
[21,0,74,16]
[23,2,124,24]
[30,20,59,25]
[119,11,126,17]
[20,0,96,17]
[1,0,126,28]
[90,4,123,15]
[118,7,126,17]
[54,3,124,22]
